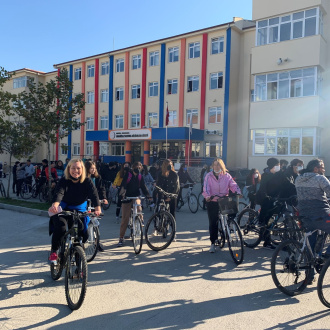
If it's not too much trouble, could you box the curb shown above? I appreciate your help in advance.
[0,203,49,217]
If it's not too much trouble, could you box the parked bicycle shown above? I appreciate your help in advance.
[103,180,118,210]
[123,196,145,254]
[271,224,327,297]
[317,249,330,308]
[50,209,98,310]
[237,196,301,248]
[0,179,6,197]
[210,194,244,265]
[20,180,37,199]
[145,186,177,251]
[177,183,198,213]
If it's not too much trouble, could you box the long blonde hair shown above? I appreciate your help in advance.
[161,159,174,176]
[85,161,100,178]
[64,158,86,183]
[212,158,228,173]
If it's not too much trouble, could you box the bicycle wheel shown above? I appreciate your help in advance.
[132,215,143,254]
[238,202,248,213]
[65,245,87,310]
[31,184,38,198]
[271,239,311,296]
[50,241,65,281]
[198,192,204,209]
[20,183,32,199]
[188,193,198,213]
[227,219,244,265]
[216,220,225,249]
[145,211,176,251]
[317,257,330,308]
[39,185,48,202]
[0,183,6,197]
[237,208,262,248]
[84,224,100,262]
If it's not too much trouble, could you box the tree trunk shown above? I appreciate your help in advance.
[47,139,52,203]
[5,154,13,199]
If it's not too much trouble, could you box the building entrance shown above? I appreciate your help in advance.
[132,142,142,164]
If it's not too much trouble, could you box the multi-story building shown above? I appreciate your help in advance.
[1,0,329,174]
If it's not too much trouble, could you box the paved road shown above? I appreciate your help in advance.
[0,202,329,329]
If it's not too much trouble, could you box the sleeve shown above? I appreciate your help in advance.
[174,174,180,194]
[228,174,241,194]
[122,172,129,189]
[140,176,150,197]
[319,176,330,196]
[202,173,211,199]
[54,178,66,203]
[113,172,120,187]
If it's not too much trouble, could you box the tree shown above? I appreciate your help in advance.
[14,68,85,201]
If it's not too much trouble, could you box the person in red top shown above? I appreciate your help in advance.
[45,162,59,188]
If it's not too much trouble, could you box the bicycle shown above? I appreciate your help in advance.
[209,194,244,265]
[103,180,117,210]
[123,196,145,254]
[237,196,301,248]
[177,183,198,213]
[20,180,37,199]
[0,179,6,197]
[271,225,327,297]
[50,209,98,310]
[145,186,177,251]
[317,250,330,308]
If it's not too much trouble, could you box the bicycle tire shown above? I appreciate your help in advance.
[39,185,48,202]
[271,239,311,296]
[317,256,330,308]
[188,193,198,213]
[20,183,33,199]
[198,192,204,209]
[145,211,176,251]
[132,215,143,254]
[217,220,226,249]
[31,184,38,198]
[0,183,6,197]
[227,219,244,265]
[85,224,100,262]
[50,241,65,281]
[65,245,87,310]
[238,202,248,213]
[237,208,262,248]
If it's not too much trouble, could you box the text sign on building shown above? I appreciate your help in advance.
[108,129,152,141]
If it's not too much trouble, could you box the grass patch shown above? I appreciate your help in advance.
[0,197,51,211]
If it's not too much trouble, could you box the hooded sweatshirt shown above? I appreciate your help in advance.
[295,172,330,219]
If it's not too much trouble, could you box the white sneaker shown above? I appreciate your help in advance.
[209,244,215,253]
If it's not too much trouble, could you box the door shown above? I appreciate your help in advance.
[132,143,141,164]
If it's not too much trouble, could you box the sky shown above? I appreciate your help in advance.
[1,0,252,73]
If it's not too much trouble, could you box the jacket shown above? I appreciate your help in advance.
[90,175,107,200]
[202,171,240,201]
[156,171,180,198]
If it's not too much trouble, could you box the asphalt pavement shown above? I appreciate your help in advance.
[0,188,330,329]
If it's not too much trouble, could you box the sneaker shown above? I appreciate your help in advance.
[117,238,124,247]
[263,242,276,250]
[49,252,58,264]
[153,229,158,236]
[209,244,216,253]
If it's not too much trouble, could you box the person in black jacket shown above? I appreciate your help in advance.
[117,161,151,247]
[48,159,101,262]
[177,163,194,206]
[245,168,261,210]
[156,159,180,219]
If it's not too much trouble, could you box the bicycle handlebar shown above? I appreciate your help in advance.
[155,186,178,198]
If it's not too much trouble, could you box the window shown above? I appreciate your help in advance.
[86,143,93,156]
[211,37,224,54]
[99,142,109,156]
[252,127,318,156]
[115,115,123,129]
[189,42,200,59]
[73,143,80,155]
[74,118,81,130]
[86,117,94,130]
[149,82,158,97]
[101,89,109,103]
[132,84,140,99]
[148,113,158,127]
[208,107,221,124]
[168,47,179,62]
[167,79,178,95]
[186,109,198,126]
[132,55,141,69]
[100,116,108,129]
[101,62,109,75]
[112,142,125,156]
[87,91,94,104]
[149,51,159,66]
[256,8,320,46]
[168,110,177,126]
[13,76,28,89]
[254,67,317,101]
[191,142,201,157]
[131,114,140,128]
[187,76,199,92]
[74,68,82,80]
[87,65,95,78]
[115,87,124,101]
[116,58,124,72]
[205,142,222,158]
[61,144,68,155]
[210,72,223,89]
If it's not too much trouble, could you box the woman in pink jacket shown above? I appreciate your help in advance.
[203,158,241,253]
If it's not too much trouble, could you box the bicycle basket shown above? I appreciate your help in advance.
[218,196,238,215]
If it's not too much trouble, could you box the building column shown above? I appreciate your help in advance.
[93,141,99,161]
[185,139,192,166]
[143,141,150,165]
[125,141,132,163]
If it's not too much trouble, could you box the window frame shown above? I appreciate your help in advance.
[86,117,94,130]
[131,114,140,128]
[188,42,200,59]
[208,107,222,124]
[210,72,223,90]
[149,51,160,67]
[86,142,93,156]
[73,143,80,156]
[116,58,124,73]
[187,76,199,92]
[149,82,159,97]
[101,62,109,75]
[112,142,125,156]
[87,65,95,78]
[168,46,179,63]
[100,116,108,130]
[168,110,177,127]
[211,37,224,54]
[148,112,158,128]
[132,55,141,70]
[101,89,109,103]
[74,68,82,80]
[167,79,178,95]
[115,87,124,101]
[186,109,199,126]
[115,115,124,129]
[131,84,141,99]
[87,91,95,104]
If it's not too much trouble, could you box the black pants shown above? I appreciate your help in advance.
[16,179,24,197]
[12,176,17,193]
[26,176,33,192]
[259,197,275,244]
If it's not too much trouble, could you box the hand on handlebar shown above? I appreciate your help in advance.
[94,206,101,216]
[102,199,108,205]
